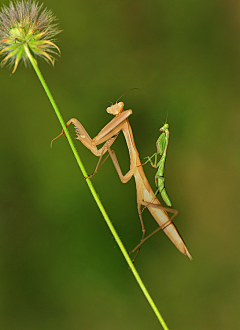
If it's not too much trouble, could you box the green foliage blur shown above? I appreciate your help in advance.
[1,1,240,329]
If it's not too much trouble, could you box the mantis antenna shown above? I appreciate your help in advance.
[115,88,140,103]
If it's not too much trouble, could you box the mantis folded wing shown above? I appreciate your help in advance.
[52,101,192,261]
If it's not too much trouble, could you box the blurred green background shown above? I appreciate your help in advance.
[1,0,240,329]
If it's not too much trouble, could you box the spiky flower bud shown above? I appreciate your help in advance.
[0,0,60,74]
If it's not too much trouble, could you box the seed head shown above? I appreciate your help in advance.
[0,1,61,74]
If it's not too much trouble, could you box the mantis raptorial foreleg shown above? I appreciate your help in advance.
[51,118,118,156]
[51,110,133,175]
[141,153,158,168]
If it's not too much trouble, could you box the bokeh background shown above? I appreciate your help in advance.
[1,1,240,329]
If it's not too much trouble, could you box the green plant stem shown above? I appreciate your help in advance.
[25,45,169,330]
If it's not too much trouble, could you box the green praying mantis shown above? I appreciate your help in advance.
[51,95,192,262]
[142,123,172,207]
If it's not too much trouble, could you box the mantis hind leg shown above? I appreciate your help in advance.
[129,203,146,263]
[129,202,178,255]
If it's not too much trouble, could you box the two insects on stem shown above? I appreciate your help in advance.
[51,93,192,262]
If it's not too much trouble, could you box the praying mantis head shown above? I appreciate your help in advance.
[106,101,124,116]
[160,123,169,132]
[106,88,139,116]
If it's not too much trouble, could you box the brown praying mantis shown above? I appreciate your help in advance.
[51,96,192,262]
